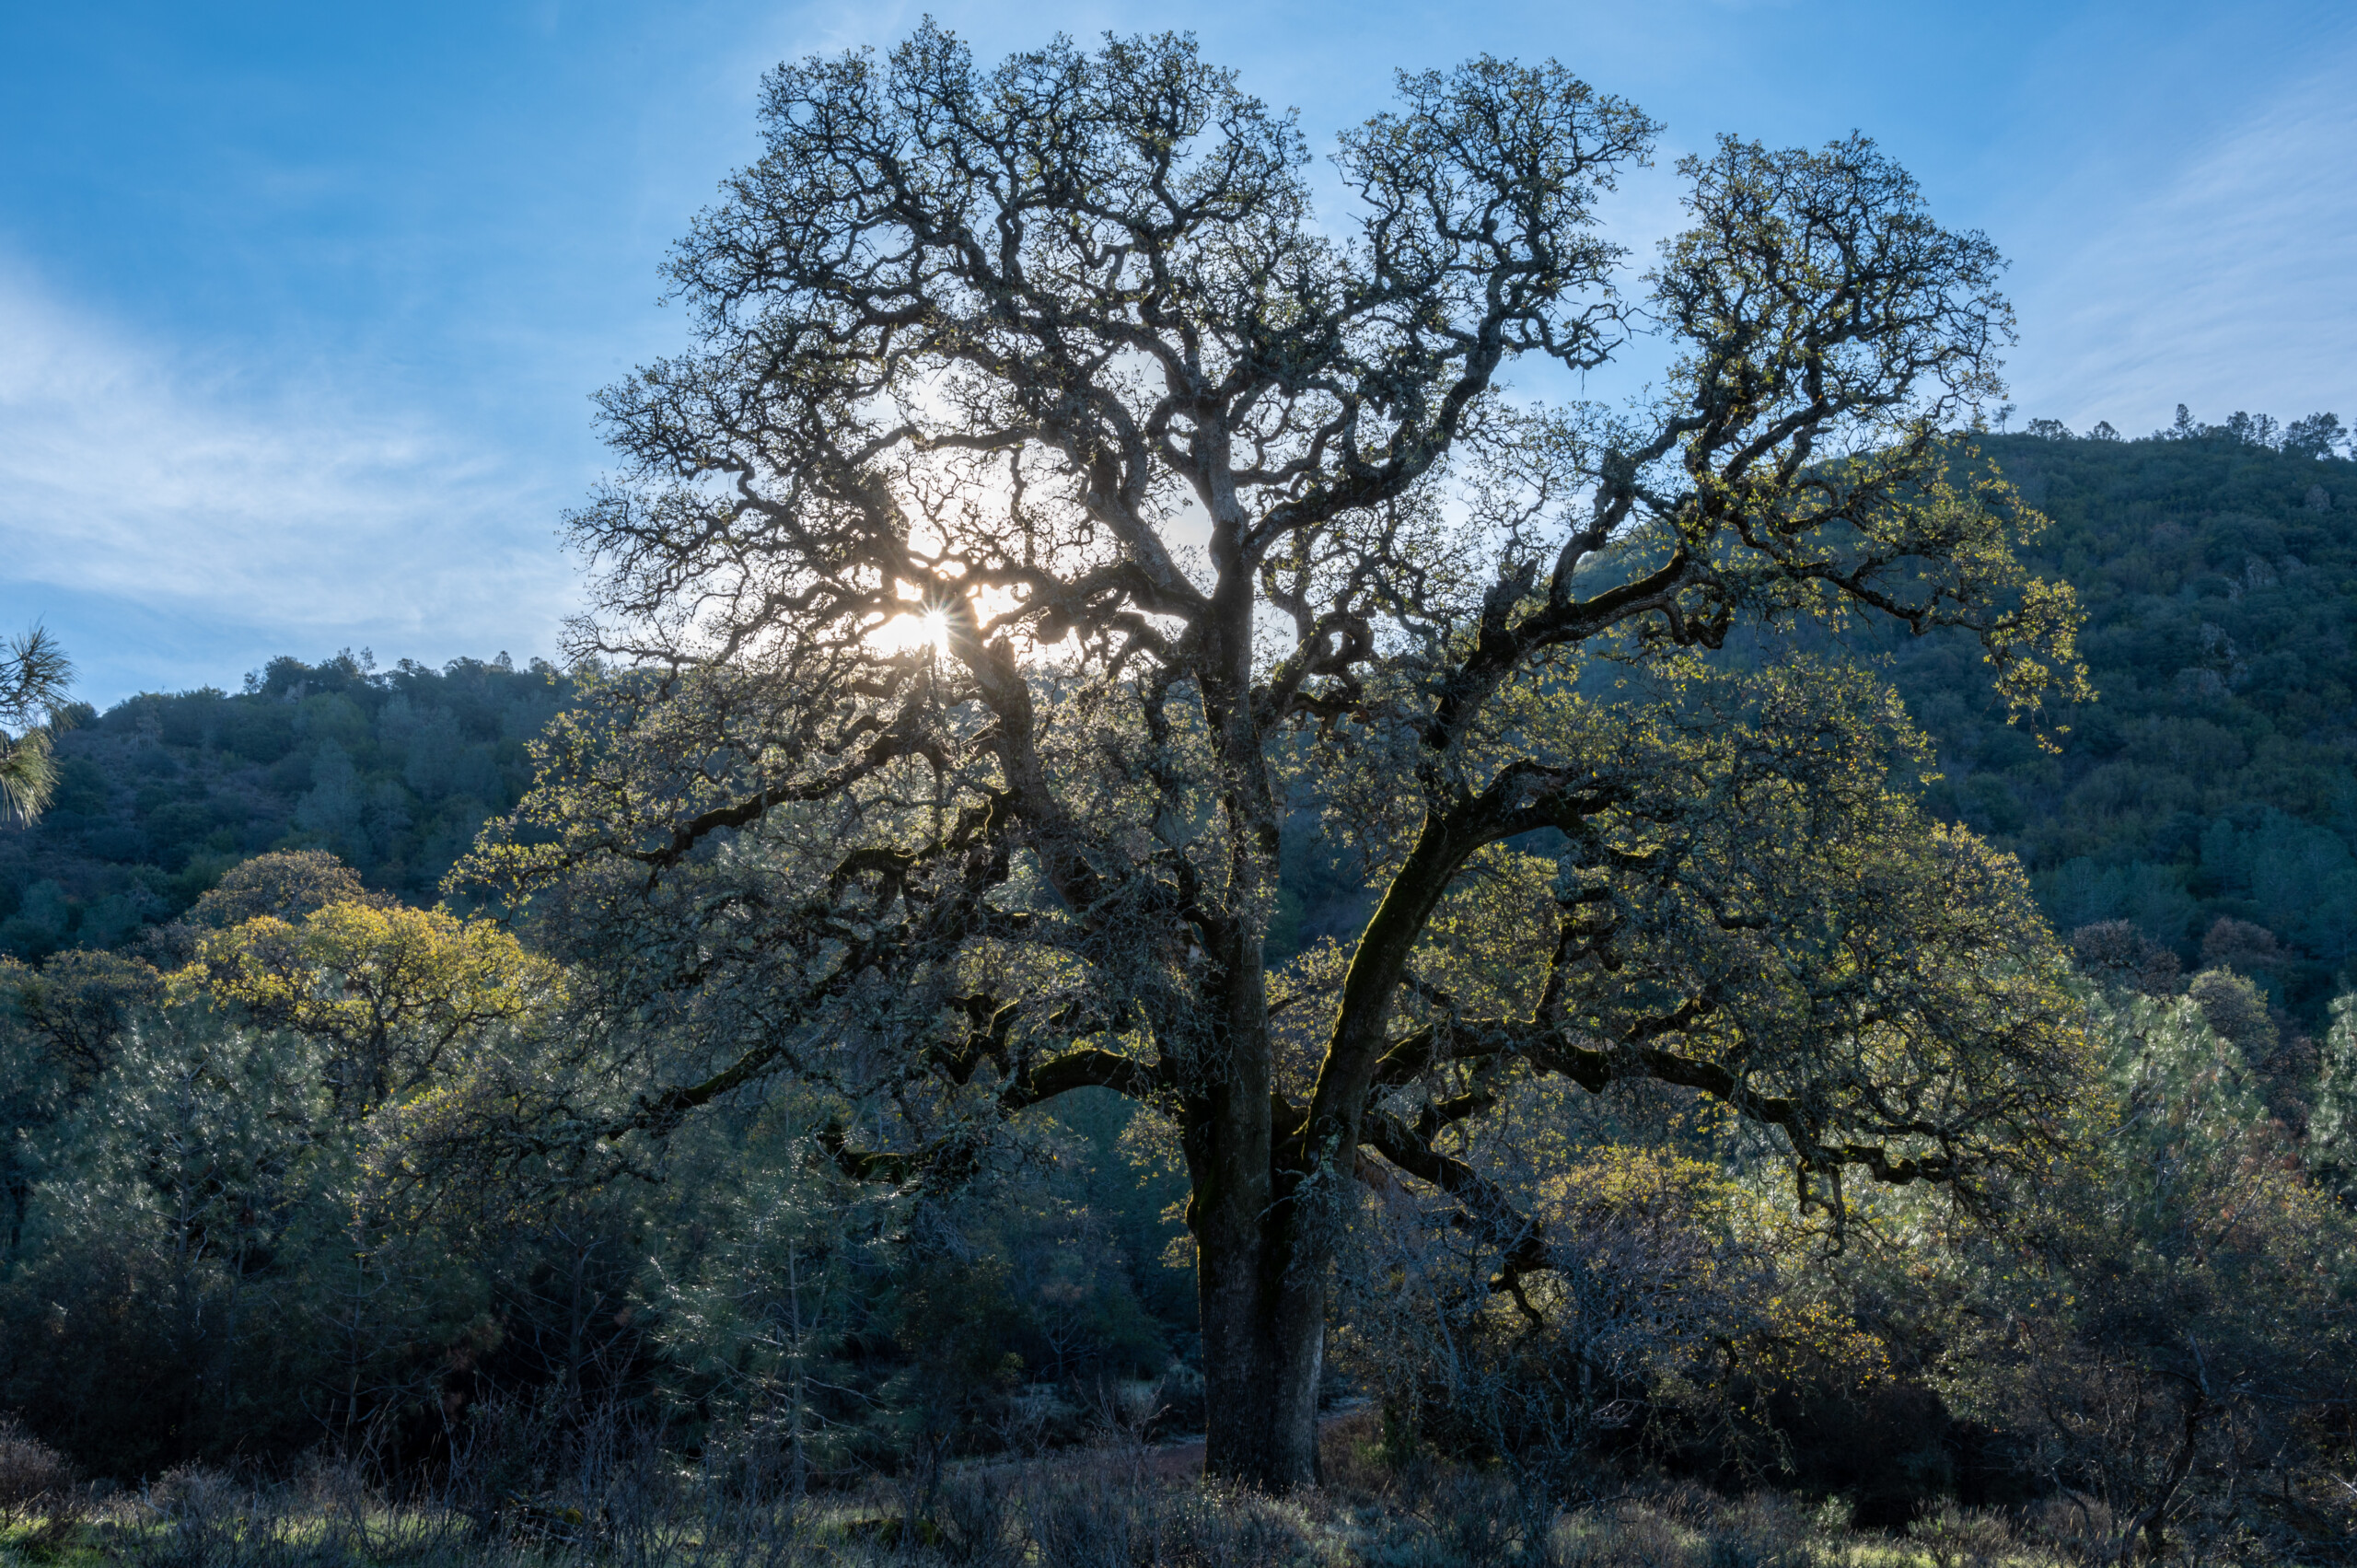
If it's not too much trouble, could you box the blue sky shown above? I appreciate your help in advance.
[3,0,2351,706]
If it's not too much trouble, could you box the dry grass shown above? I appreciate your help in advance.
[1,1418,2099,1568]
[0,1414,87,1559]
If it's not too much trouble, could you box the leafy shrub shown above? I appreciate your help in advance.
[1906,1500,2014,1568]
[0,1413,81,1545]
[146,1463,242,1523]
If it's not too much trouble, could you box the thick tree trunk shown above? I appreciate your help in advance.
[1195,1179,1327,1488]
[1188,814,1461,1487]
[1185,579,1329,1488]
[1184,953,1328,1488]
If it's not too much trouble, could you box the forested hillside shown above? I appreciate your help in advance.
[1890,420,2357,1016]
[0,651,570,958]
[12,429,2351,1008]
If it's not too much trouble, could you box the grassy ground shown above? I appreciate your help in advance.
[0,1417,2114,1568]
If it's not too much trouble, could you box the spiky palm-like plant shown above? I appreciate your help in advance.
[0,628,73,824]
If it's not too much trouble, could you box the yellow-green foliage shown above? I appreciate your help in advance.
[179,900,560,1109]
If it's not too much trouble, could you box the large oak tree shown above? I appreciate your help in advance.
[465,27,2089,1487]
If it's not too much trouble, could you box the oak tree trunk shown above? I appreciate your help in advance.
[1193,1139,1328,1487]
[1181,578,1331,1488]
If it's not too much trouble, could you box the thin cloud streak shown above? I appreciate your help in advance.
[0,269,580,702]
[2008,42,2357,435]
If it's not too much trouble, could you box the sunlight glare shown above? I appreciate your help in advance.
[868,600,956,657]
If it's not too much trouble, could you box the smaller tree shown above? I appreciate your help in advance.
[0,949,165,1087]
[183,899,559,1112]
[0,951,168,1255]
[1336,1140,1885,1500]
[2281,411,2345,460]
[1938,987,2357,1562]
[2,1006,331,1468]
[2310,993,2357,1203]
[658,1150,879,1500]
[180,850,381,931]
[0,628,71,824]
[2221,411,2280,448]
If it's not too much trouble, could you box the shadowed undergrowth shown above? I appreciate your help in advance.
[0,1419,2167,1568]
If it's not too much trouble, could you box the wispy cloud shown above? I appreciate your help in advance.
[2007,39,2357,435]
[0,267,579,701]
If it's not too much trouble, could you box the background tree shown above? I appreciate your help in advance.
[2,1004,329,1469]
[2313,994,2357,1203]
[185,897,558,1111]
[1920,977,2357,1562]
[2281,411,2347,460]
[463,26,2086,1486]
[178,848,380,933]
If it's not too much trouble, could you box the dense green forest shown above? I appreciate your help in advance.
[0,652,570,958]
[1893,421,2357,1018]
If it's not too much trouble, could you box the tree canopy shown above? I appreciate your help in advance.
[461,25,2087,1485]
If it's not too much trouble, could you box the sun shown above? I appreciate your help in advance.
[865,582,1023,657]
[867,600,956,657]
